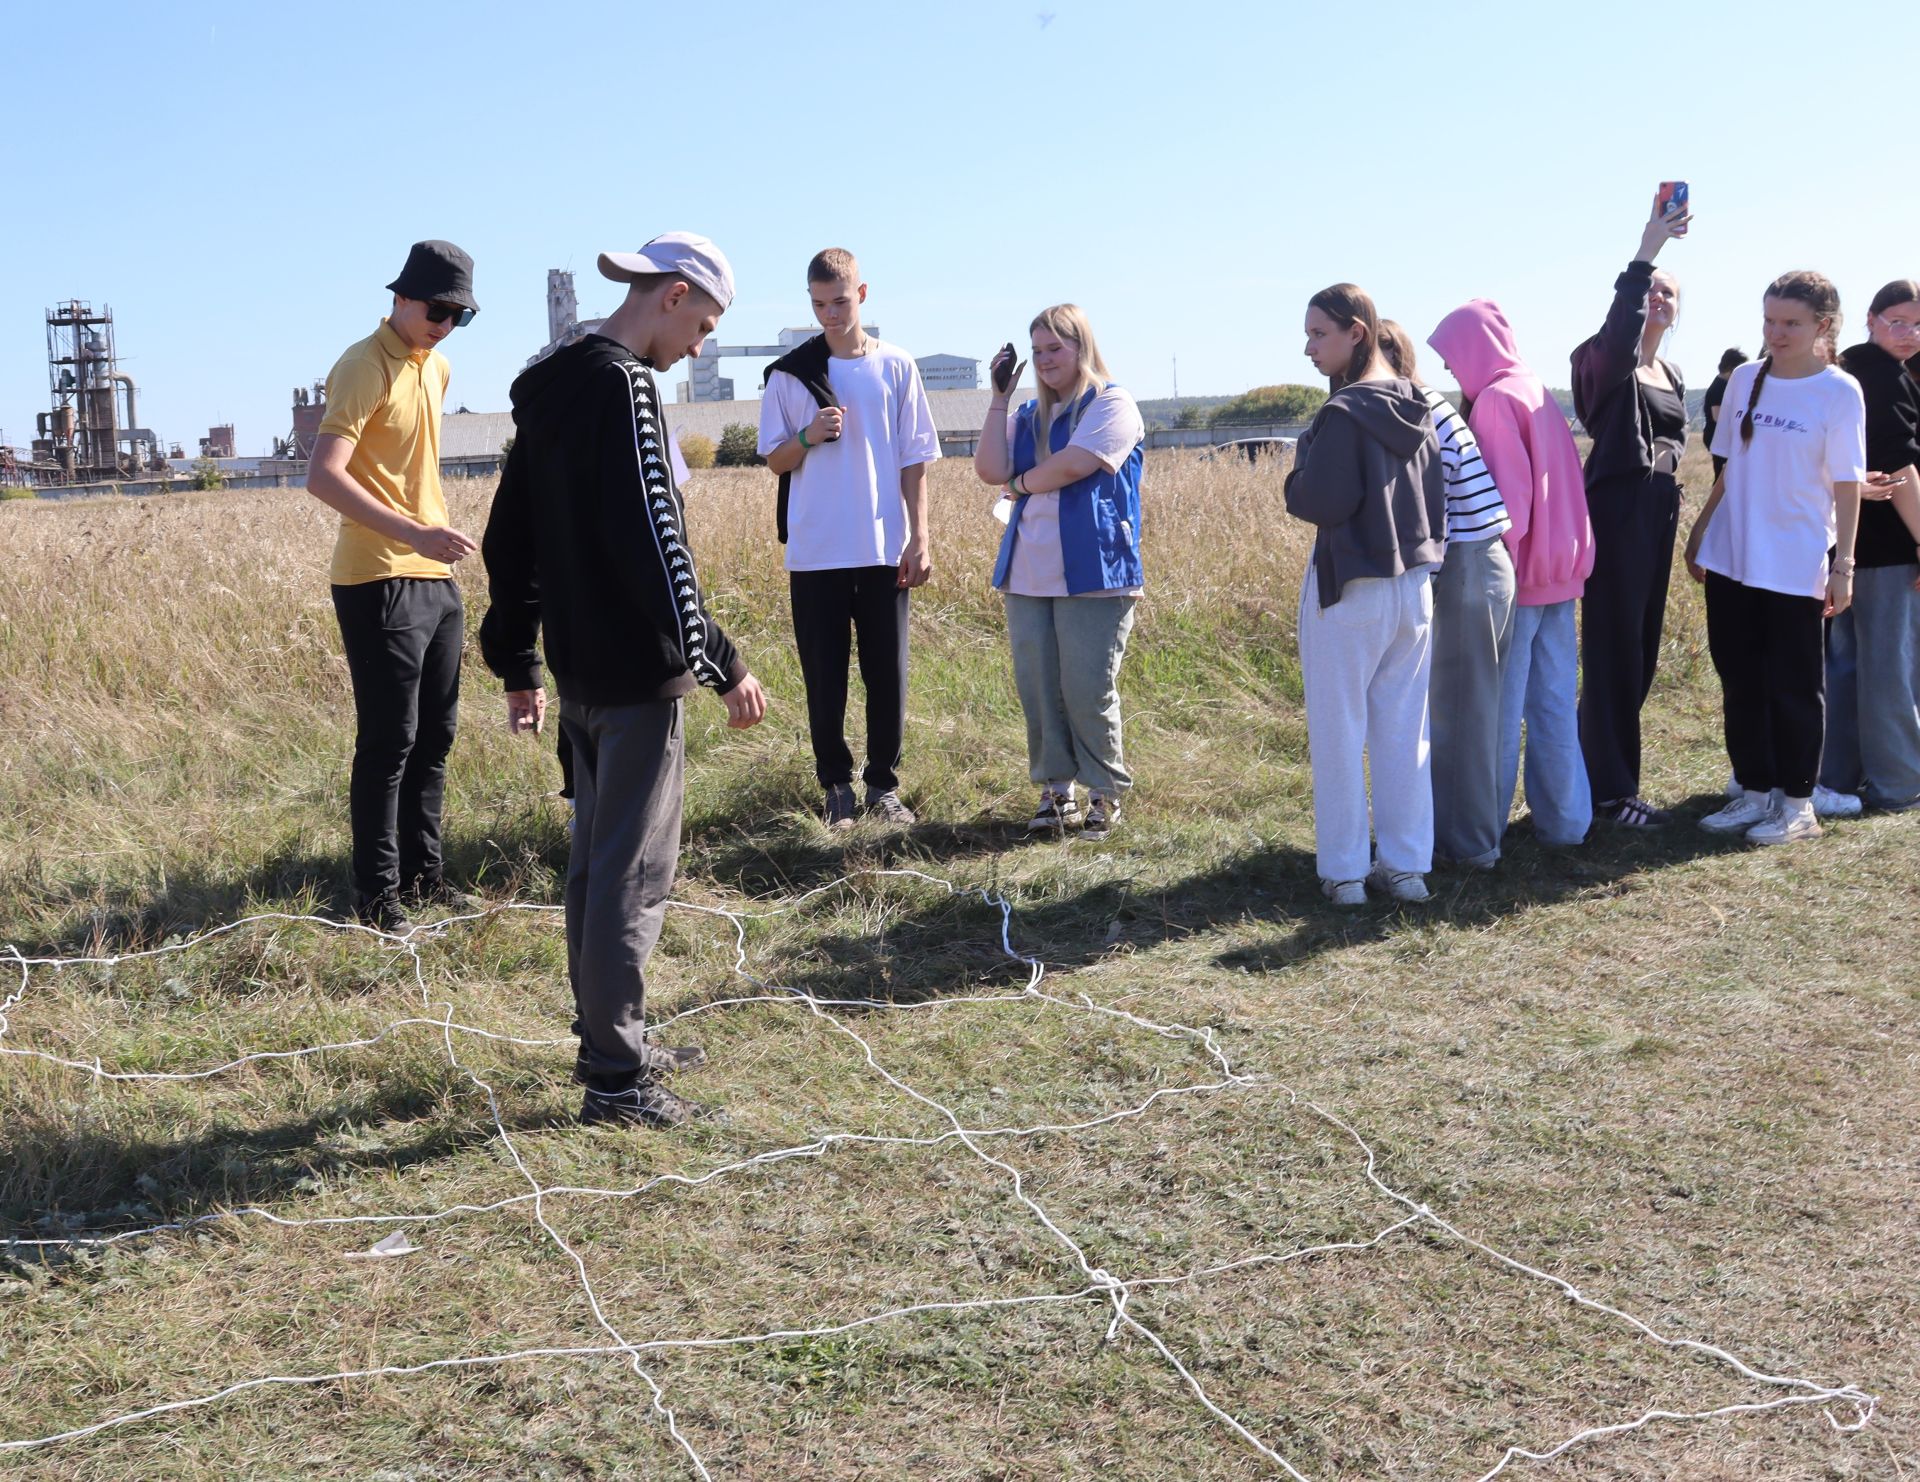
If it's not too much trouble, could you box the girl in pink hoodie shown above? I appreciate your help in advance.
[1428,301,1595,847]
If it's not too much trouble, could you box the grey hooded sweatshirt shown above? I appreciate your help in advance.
[1283,377,1446,608]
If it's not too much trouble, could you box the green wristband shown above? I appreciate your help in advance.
[798,426,812,450]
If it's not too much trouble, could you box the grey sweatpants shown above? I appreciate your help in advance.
[1003,592,1136,798]
[1430,536,1516,866]
[1821,563,1920,810]
[560,696,685,1088]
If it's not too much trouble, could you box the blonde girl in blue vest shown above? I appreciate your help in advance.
[974,305,1146,841]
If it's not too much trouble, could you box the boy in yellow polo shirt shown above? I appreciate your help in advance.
[305,240,479,932]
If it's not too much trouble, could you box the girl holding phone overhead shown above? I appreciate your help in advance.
[1820,280,1920,813]
[1285,285,1447,906]
[1686,271,1867,845]
[1569,190,1692,830]
[973,306,1146,842]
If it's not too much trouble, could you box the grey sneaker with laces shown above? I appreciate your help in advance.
[1026,788,1080,833]
[1081,794,1121,841]
[823,783,859,830]
[573,1042,708,1085]
[864,787,916,825]
[579,1079,725,1129]
[1366,864,1430,903]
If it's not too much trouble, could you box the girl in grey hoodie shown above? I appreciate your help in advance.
[1284,284,1448,905]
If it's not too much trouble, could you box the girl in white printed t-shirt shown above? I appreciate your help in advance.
[1684,270,1867,845]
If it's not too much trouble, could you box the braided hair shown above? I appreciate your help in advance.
[1740,271,1843,444]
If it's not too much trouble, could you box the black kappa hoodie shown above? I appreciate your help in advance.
[1284,378,1446,607]
[479,335,746,704]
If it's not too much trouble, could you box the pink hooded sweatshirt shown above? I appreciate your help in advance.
[1428,301,1593,606]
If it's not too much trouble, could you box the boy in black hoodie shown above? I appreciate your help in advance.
[480,232,767,1130]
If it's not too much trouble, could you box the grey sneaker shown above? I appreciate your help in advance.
[1081,794,1120,841]
[1811,785,1863,819]
[580,1079,725,1129]
[1321,879,1367,907]
[1027,788,1080,833]
[1701,789,1777,834]
[1748,796,1822,845]
[864,787,916,825]
[1366,864,1430,903]
[824,783,859,830]
[574,1043,708,1085]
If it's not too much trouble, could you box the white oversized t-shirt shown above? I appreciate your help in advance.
[999,385,1146,598]
[757,340,941,572]
[1703,362,1867,599]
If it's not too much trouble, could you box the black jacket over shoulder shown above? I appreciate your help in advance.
[479,335,746,704]
[763,334,836,544]
[1840,340,1920,568]
[1570,259,1685,487]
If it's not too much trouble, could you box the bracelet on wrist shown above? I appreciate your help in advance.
[797,427,811,450]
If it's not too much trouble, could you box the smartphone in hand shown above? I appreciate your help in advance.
[1657,180,1689,234]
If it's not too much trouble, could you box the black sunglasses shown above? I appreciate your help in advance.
[424,302,476,328]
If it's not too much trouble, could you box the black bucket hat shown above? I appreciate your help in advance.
[386,239,479,314]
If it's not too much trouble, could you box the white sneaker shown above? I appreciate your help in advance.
[1748,796,1822,845]
[1700,789,1777,834]
[1321,879,1367,907]
[1366,865,1430,903]
[1812,785,1863,819]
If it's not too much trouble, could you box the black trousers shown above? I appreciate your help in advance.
[1578,472,1680,802]
[331,578,463,903]
[789,565,909,790]
[1703,571,1826,797]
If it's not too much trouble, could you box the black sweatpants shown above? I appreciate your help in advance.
[331,577,463,904]
[789,565,909,791]
[1703,571,1826,797]
[1578,472,1680,803]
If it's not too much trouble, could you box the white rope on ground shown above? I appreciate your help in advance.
[0,870,1879,1476]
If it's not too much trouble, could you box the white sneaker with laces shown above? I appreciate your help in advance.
[1366,865,1430,903]
[1748,796,1821,845]
[1321,879,1367,907]
[1811,785,1863,819]
[1700,788,1777,834]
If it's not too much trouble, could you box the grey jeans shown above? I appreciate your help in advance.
[1003,593,1136,797]
[560,696,685,1088]
[1430,536,1516,866]
[1821,563,1920,809]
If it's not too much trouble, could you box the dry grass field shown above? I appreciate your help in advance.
[1,448,1916,1479]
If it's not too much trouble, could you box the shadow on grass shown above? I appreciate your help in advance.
[6,808,570,957]
[0,1069,558,1246]
[1211,792,1746,974]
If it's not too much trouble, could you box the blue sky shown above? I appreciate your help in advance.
[3,0,1911,457]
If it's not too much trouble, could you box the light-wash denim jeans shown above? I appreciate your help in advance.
[1498,600,1592,846]
[1298,565,1435,882]
[1821,563,1920,809]
[1431,535,1516,867]
[1003,593,1136,798]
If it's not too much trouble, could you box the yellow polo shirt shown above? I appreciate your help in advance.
[320,320,453,584]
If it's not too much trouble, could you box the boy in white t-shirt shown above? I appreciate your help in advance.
[758,248,939,828]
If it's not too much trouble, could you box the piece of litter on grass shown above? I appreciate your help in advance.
[344,1231,419,1260]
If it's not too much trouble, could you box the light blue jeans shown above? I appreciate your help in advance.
[1821,564,1920,809]
[1003,593,1136,797]
[1498,600,1592,846]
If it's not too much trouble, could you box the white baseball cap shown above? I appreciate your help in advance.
[597,231,735,311]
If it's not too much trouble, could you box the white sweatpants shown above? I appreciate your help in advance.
[1298,564,1435,882]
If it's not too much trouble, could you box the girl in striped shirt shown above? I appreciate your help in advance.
[1381,321,1515,868]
